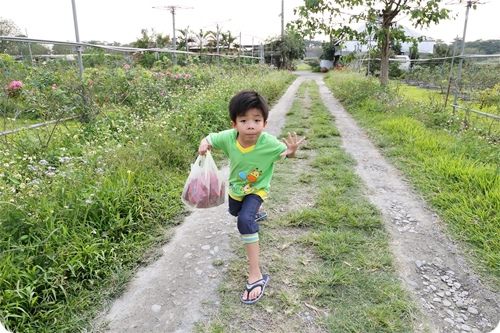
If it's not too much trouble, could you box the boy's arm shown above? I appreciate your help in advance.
[198,136,212,155]
[280,132,305,158]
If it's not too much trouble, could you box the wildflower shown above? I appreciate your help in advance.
[10,81,22,89]
[88,80,93,86]
[184,84,190,89]
[185,74,191,79]
[124,64,131,70]
[52,84,57,89]
[6,80,23,98]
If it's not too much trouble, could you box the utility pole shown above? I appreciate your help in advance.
[71,0,84,79]
[281,0,285,39]
[153,5,193,65]
[452,0,474,115]
[203,20,231,66]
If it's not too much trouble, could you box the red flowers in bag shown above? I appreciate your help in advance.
[182,151,226,209]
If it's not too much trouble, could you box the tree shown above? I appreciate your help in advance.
[265,29,306,69]
[133,29,169,49]
[194,29,211,54]
[464,39,500,55]
[0,18,22,54]
[219,31,237,53]
[291,0,458,84]
[176,26,194,52]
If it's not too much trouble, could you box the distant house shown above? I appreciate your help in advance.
[338,23,435,56]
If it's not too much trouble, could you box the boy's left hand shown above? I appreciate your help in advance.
[280,132,306,158]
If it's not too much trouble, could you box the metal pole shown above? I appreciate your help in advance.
[260,43,264,64]
[25,29,33,66]
[186,26,189,53]
[452,0,472,115]
[171,7,177,65]
[444,36,459,109]
[252,37,254,64]
[71,0,84,79]
[281,0,284,39]
[216,24,220,66]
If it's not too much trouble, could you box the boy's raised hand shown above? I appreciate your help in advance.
[280,132,306,158]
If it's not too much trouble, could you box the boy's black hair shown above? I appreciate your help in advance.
[228,90,269,122]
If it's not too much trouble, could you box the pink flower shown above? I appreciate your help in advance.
[185,74,191,79]
[184,84,190,89]
[124,64,131,70]
[88,81,93,86]
[9,81,22,89]
[52,84,57,89]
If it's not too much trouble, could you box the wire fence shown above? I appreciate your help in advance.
[0,36,268,141]
[355,52,500,128]
[2,36,499,141]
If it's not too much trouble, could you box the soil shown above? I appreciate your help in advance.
[94,72,500,333]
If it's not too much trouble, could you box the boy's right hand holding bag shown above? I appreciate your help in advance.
[181,150,226,209]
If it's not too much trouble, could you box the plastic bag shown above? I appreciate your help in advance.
[181,151,226,209]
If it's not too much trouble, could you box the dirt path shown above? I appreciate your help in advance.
[95,72,499,333]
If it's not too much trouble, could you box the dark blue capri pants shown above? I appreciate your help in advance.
[228,194,263,235]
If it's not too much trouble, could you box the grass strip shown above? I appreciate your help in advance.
[324,71,500,288]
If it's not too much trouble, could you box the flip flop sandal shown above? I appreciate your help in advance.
[240,274,269,305]
[255,211,267,222]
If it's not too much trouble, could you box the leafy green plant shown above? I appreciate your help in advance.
[0,60,295,332]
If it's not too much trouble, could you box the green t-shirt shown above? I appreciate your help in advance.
[208,129,286,200]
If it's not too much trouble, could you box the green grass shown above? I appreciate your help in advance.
[295,62,312,71]
[0,64,297,332]
[325,71,500,288]
[196,80,423,332]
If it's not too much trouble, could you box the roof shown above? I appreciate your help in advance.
[338,23,435,55]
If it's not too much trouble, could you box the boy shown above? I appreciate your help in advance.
[198,90,305,304]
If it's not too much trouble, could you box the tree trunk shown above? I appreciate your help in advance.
[380,28,390,85]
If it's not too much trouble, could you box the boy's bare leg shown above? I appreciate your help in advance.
[242,241,263,300]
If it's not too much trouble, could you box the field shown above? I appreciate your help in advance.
[1,52,499,332]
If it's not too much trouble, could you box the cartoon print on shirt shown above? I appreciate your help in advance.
[243,183,254,194]
[246,168,262,183]
[238,167,262,194]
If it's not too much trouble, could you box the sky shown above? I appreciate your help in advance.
[1,0,499,46]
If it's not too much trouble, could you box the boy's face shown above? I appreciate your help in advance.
[231,108,268,146]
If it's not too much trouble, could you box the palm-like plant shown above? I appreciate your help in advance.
[194,29,211,54]
[220,31,237,53]
[176,26,194,52]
